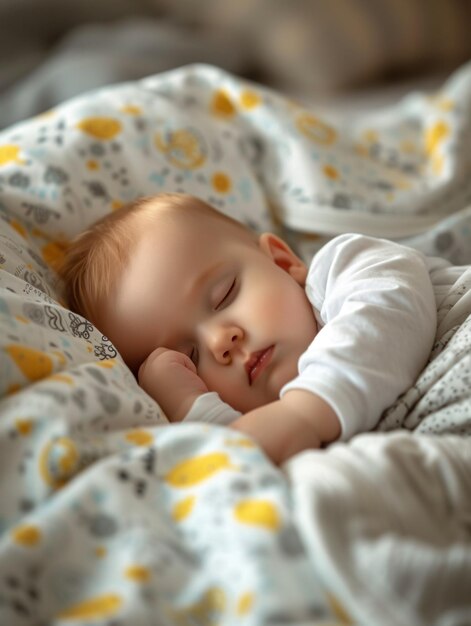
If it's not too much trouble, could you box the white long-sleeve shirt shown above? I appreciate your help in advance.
[184,234,441,440]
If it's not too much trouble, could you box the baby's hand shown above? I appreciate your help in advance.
[138,347,208,422]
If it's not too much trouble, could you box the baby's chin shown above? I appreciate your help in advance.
[213,356,300,412]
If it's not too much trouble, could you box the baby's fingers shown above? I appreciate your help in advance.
[138,347,196,383]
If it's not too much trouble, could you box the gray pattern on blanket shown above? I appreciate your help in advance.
[377,266,471,436]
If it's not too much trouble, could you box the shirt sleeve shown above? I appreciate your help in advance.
[183,392,242,425]
[280,234,437,441]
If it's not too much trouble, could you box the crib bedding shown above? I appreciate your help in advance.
[377,263,471,437]
[1,63,471,625]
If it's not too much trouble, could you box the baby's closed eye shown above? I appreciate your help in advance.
[214,277,237,310]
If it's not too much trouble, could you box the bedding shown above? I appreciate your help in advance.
[4,0,471,129]
[0,62,471,625]
[378,262,471,436]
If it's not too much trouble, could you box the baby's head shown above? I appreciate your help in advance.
[60,193,251,326]
[60,193,317,412]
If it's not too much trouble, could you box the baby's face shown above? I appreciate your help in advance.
[99,212,318,413]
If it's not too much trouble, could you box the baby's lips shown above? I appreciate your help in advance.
[245,345,274,384]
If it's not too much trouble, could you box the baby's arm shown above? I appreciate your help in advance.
[138,347,340,464]
[231,390,340,464]
[290,234,438,440]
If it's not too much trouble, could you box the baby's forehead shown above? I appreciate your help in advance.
[137,205,253,247]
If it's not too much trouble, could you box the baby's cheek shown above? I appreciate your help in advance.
[259,284,313,329]
[250,289,290,322]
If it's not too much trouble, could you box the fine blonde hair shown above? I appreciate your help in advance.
[58,193,253,324]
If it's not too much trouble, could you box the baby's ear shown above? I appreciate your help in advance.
[258,233,308,285]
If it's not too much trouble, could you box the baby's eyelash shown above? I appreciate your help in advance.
[216,278,236,310]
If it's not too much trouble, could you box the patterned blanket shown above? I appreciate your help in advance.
[378,264,471,436]
[1,62,471,625]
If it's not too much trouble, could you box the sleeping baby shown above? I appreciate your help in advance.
[59,192,443,464]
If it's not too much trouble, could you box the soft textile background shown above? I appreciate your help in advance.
[2,0,471,128]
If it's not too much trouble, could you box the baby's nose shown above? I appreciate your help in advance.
[210,326,244,363]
